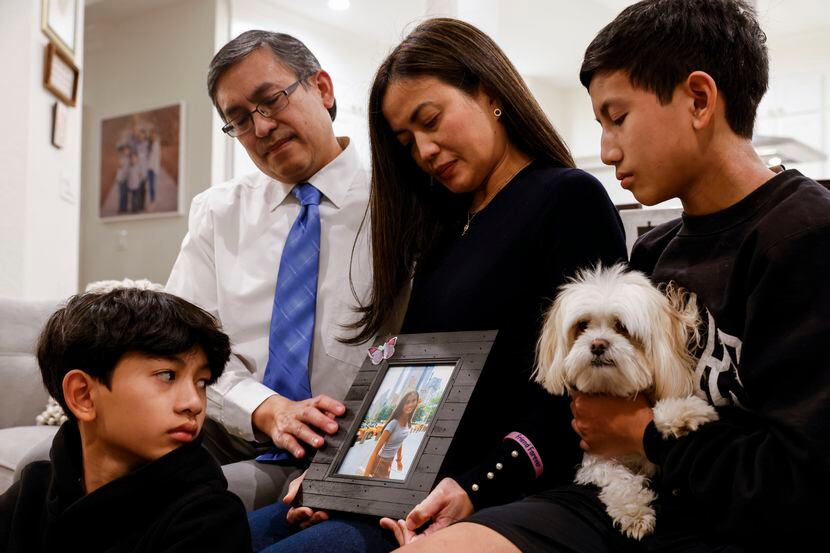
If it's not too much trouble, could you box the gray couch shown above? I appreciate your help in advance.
[0,297,60,493]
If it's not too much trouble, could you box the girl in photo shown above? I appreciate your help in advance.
[363,390,419,479]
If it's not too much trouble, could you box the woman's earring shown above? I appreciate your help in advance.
[493,107,502,118]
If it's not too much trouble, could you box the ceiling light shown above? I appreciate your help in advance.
[327,0,350,10]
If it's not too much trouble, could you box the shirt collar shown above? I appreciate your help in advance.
[267,137,359,211]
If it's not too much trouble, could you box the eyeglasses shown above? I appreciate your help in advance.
[221,78,305,138]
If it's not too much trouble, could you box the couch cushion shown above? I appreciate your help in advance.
[0,297,60,428]
[0,298,59,353]
[0,426,59,472]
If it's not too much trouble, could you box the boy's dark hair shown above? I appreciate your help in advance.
[579,0,768,138]
[37,288,231,419]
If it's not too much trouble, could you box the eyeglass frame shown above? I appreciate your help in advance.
[220,75,309,138]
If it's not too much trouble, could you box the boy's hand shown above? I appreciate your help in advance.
[283,471,330,529]
[252,394,345,458]
[570,392,652,457]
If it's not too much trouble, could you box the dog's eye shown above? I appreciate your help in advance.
[614,319,629,336]
[576,320,589,334]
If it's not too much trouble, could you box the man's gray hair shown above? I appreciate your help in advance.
[207,30,336,121]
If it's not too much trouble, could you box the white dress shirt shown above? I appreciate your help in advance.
[167,140,372,441]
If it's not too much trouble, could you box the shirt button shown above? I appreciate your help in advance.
[672,489,681,496]
[471,484,480,492]
[495,463,503,470]
[511,450,519,458]
[486,472,494,480]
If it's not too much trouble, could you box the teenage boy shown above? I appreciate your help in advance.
[0,288,252,553]
[573,1,829,549]
[380,1,830,552]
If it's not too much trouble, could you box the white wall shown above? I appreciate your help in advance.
[758,28,830,179]
[79,0,228,287]
[0,0,84,300]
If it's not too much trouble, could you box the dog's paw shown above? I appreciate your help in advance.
[598,471,657,540]
[653,396,719,438]
[618,511,656,540]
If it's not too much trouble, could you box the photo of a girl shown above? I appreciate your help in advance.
[336,363,454,480]
[363,391,419,479]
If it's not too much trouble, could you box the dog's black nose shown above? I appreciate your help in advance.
[590,339,609,356]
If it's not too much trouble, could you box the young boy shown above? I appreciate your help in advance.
[419,1,828,552]
[0,288,252,552]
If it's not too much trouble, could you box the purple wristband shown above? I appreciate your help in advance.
[504,432,543,478]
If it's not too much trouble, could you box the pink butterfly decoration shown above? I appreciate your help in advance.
[368,336,398,365]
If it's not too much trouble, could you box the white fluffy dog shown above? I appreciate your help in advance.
[534,264,718,539]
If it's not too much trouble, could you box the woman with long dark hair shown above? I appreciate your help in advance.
[249,18,626,552]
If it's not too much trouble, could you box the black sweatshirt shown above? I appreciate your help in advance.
[401,163,627,510]
[0,421,252,553]
[630,170,830,548]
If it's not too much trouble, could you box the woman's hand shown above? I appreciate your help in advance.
[379,477,473,545]
[283,470,330,529]
[570,391,653,457]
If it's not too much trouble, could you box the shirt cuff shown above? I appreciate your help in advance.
[455,438,537,511]
[211,379,277,442]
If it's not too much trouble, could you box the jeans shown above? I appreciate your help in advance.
[147,169,156,202]
[248,502,397,553]
[118,179,128,212]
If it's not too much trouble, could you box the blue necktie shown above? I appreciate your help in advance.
[257,182,322,463]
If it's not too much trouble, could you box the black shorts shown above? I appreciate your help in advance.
[467,484,746,553]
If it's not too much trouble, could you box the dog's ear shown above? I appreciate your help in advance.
[533,293,569,396]
[664,284,701,349]
[650,283,700,399]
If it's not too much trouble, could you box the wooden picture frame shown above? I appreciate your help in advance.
[51,102,67,149]
[41,0,78,59]
[302,330,497,519]
[43,42,79,107]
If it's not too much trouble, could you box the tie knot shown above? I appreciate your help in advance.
[292,182,322,206]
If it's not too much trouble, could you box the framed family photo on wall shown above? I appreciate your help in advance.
[302,331,497,519]
[98,103,185,221]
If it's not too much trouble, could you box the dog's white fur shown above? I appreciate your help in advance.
[534,264,718,539]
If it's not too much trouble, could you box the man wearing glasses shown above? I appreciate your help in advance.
[166,30,372,509]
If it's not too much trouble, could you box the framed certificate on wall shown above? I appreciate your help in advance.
[43,42,79,106]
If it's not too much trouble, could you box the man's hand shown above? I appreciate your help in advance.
[379,478,473,546]
[283,470,330,529]
[570,392,653,457]
[252,394,345,458]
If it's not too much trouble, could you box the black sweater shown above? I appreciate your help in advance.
[631,170,830,547]
[0,422,252,553]
[401,163,627,510]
